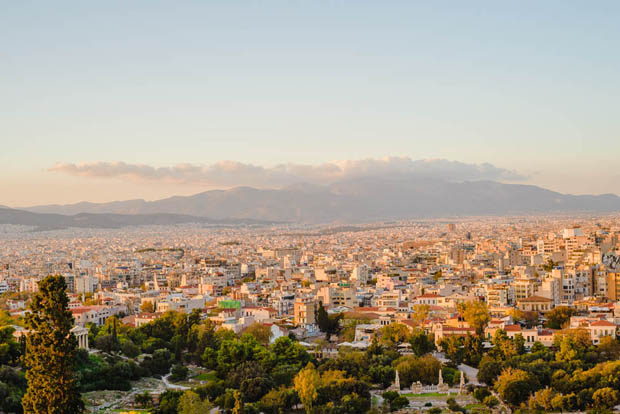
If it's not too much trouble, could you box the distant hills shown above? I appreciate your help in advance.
[0,208,273,231]
[13,177,620,226]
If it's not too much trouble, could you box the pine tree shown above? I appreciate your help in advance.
[22,275,84,414]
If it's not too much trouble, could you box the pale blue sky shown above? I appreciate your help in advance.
[2,1,620,205]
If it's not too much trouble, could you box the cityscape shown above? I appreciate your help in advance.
[2,2,620,414]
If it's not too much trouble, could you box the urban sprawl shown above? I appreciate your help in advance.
[1,215,620,413]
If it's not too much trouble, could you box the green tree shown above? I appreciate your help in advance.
[178,390,212,414]
[170,364,189,382]
[408,329,435,357]
[134,391,153,408]
[383,390,409,411]
[294,362,320,414]
[22,275,84,414]
[439,335,464,365]
[315,302,342,340]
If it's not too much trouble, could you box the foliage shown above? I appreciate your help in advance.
[382,390,409,411]
[545,306,577,329]
[170,364,189,382]
[134,391,153,408]
[458,301,490,336]
[393,354,441,387]
[295,362,320,414]
[22,275,84,414]
[494,368,539,407]
[140,301,155,313]
[177,390,212,414]
[408,328,435,357]
[242,322,273,346]
[316,302,342,340]
[483,395,498,408]
[379,323,410,348]
[0,365,26,414]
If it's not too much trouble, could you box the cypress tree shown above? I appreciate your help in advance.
[22,275,84,414]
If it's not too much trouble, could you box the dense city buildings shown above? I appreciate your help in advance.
[2,215,620,412]
[2,215,620,346]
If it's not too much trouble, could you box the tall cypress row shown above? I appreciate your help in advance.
[22,275,84,414]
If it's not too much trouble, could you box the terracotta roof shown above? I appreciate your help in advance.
[590,320,616,327]
[519,296,553,303]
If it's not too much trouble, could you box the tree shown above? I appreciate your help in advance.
[528,386,555,412]
[409,329,434,357]
[597,336,620,361]
[545,307,577,330]
[315,302,342,340]
[411,304,430,326]
[393,354,441,387]
[554,332,586,362]
[243,322,273,346]
[592,387,620,409]
[22,275,84,414]
[140,301,155,313]
[494,368,539,407]
[170,364,189,382]
[438,335,464,365]
[260,387,299,414]
[134,391,153,408]
[294,363,320,414]
[178,390,212,414]
[380,323,410,347]
[463,333,484,366]
[459,301,490,336]
[383,391,409,411]
[473,387,491,402]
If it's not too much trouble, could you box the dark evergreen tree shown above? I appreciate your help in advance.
[22,275,84,414]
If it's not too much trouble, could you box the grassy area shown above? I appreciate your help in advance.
[191,371,217,382]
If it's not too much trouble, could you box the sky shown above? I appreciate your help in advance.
[2,1,620,206]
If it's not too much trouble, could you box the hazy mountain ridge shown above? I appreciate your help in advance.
[17,177,620,224]
[0,208,274,231]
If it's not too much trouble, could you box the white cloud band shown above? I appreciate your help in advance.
[48,157,527,187]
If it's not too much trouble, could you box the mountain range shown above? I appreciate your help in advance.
[0,208,273,231]
[7,177,619,228]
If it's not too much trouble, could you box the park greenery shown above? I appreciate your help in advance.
[1,279,620,413]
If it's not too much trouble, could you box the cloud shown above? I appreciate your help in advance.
[48,157,527,187]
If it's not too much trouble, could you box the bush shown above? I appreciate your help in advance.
[447,397,466,413]
[473,387,491,402]
[483,395,499,408]
[122,339,140,358]
[170,364,189,382]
